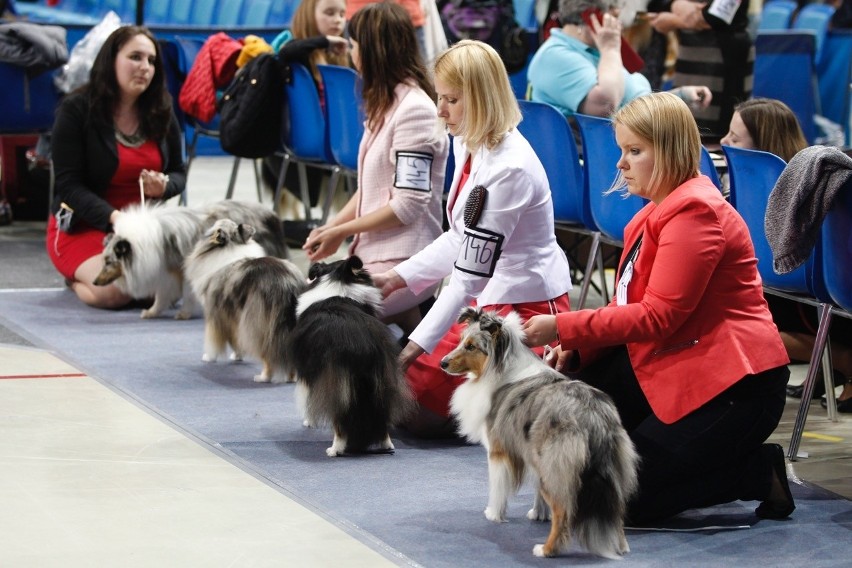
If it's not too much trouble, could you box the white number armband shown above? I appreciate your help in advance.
[394,151,433,192]
[454,226,503,277]
[707,0,741,25]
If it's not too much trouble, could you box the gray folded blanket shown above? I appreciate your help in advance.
[764,145,852,274]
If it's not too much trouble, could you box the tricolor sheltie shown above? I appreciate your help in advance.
[184,219,305,383]
[287,256,414,457]
[443,308,639,559]
[94,200,287,319]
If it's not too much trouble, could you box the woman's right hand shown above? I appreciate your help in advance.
[589,12,623,53]
[399,340,425,372]
[326,36,350,56]
[302,224,345,261]
[371,269,406,299]
[543,345,574,373]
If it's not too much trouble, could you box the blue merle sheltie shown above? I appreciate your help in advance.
[443,307,640,559]
[288,256,414,457]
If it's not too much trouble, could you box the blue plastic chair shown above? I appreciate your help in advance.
[573,113,646,245]
[216,0,244,26]
[518,101,601,307]
[0,63,61,133]
[817,31,852,146]
[267,0,299,25]
[753,32,820,144]
[758,0,798,32]
[700,146,722,190]
[275,63,340,222]
[792,2,836,65]
[317,64,364,220]
[241,0,273,26]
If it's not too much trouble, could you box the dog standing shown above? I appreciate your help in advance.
[184,219,305,383]
[443,308,639,559]
[287,256,414,456]
[94,200,288,319]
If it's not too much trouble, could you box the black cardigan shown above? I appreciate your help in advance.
[50,91,187,232]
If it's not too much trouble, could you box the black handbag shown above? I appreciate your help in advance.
[218,53,286,159]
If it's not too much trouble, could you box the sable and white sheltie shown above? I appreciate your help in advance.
[443,308,639,559]
[184,219,305,383]
[94,200,287,319]
[287,256,414,457]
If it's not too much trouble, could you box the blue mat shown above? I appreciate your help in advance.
[2,289,851,567]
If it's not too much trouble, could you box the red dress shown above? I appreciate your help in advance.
[46,140,162,280]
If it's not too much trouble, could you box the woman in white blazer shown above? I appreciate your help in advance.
[373,40,573,436]
[303,2,448,336]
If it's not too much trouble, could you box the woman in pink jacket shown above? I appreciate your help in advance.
[303,2,448,336]
[523,92,794,524]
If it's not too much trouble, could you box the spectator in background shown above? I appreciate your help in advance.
[721,97,852,410]
[347,0,427,57]
[650,0,752,144]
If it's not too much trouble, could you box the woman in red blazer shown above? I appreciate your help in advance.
[523,92,793,524]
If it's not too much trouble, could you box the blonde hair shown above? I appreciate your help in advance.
[610,92,700,200]
[735,98,808,162]
[433,40,521,152]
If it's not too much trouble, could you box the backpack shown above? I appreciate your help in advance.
[218,53,286,159]
[440,0,529,74]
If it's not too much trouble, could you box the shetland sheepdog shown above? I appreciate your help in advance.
[94,200,287,319]
[287,256,414,456]
[443,308,639,559]
[184,219,304,383]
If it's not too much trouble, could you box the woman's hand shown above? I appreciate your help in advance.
[675,85,713,109]
[140,169,168,199]
[399,340,425,372]
[589,12,623,53]
[521,314,558,347]
[326,36,349,56]
[371,269,407,299]
[302,224,346,261]
[543,345,574,372]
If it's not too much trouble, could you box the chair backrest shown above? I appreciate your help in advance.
[700,145,722,190]
[753,32,820,143]
[792,2,836,64]
[758,0,798,32]
[241,0,273,26]
[217,0,244,26]
[317,64,364,172]
[722,145,825,297]
[0,62,61,133]
[517,100,591,228]
[284,63,335,163]
[267,0,298,25]
[574,113,646,243]
[821,179,852,311]
[168,0,194,25]
[145,0,171,24]
[817,31,852,146]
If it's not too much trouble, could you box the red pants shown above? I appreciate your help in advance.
[406,293,571,417]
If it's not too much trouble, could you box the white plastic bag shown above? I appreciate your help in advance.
[54,11,122,94]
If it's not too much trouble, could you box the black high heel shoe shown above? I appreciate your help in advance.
[755,443,796,520]
[820,396,852,413]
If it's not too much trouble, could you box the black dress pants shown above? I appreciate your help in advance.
[574,345,789,524]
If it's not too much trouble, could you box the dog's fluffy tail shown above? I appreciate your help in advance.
[572,424,639,559]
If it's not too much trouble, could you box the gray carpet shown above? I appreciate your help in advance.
[1,288,851,567]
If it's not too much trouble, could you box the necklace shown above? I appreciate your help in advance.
[115,127,146,148]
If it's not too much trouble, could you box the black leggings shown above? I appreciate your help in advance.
[575,346,789,524]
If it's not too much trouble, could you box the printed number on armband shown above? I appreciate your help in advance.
[455,226,503,277]
[394,151,433,192]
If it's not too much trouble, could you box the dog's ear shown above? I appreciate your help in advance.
[114,239,131,259]
[457,306,480,324]
[346,255,364,271]
[237,223,256,243]
[307,262,326,280]
[480,313,502,336]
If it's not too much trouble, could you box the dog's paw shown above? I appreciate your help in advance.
[326,446,342,457]
[532,544,549,558]
[527,506,551,522]
[201,353,215,363]
[302,418,314,428]
[253,373,271,383]
[484,507,507,523]
[174,310,192,320]
[229,352,243,362]
[140,308,157,319]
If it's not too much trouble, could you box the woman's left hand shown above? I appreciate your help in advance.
[676,85,713,109]
[140,170,168,199]
[326,36,349,56]
[521,314,558,347]
[303,225,346,261]
[399,340,424,372]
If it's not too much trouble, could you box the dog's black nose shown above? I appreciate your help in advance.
[439,359,448,369]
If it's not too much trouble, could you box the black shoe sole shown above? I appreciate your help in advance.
[755,443,796,520]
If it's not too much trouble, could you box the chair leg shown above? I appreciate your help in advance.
[225,157,241,200]
[822,337,838,421]
[576,231,601,310]
[252,158,263,204]
[273,152,292,216]
[596,241,608,301]
[320,166,342,225]
[296,162,313,223]
[788,303,834,461]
